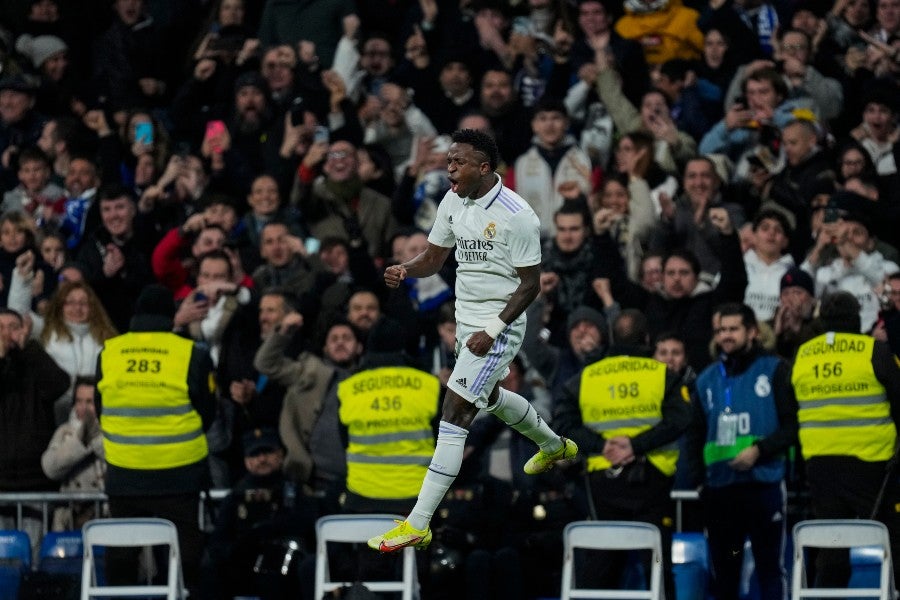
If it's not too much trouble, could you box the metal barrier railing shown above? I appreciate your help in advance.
[1,488,703,534]
[0,490,235,536]
[0,485,707,573]
[0,491,108,534]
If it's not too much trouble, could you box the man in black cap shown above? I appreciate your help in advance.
[524,302,608,396]
[202,427,317,600]
[0,73,45,191]
[771,266,820,359]
[95,284,216,596]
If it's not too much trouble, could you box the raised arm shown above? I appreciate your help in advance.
[384,242,453,287]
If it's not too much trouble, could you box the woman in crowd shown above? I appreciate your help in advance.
[35,281,117,423]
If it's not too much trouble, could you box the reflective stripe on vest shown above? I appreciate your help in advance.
[338,366,440,499]
[792,332,894,462]
[98,332,208,469]
[579,355,678,475]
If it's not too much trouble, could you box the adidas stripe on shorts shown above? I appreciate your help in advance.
[446,318,525,409]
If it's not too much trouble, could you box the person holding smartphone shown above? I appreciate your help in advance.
[801,205,899,333]
[699,67,816,159]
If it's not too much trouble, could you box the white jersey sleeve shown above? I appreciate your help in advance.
[507,209,542,267]
[427,192,456,248]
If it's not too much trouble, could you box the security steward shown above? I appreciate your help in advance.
[337,316,441,515]
[791,291,900,590]
[686,303,798,600]
[96,285,216,595]
[555,309,691,600]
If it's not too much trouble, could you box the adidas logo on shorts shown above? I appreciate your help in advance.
[455,377,467,388]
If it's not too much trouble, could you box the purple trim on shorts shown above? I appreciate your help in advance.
[471,327,510,394]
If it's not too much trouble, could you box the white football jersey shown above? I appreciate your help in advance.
[428,175,542,327]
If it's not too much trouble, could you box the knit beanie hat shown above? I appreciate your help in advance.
[134,284,176,320]
[567,305,608,335]
[780,267,814,297]
[15,34,67,69]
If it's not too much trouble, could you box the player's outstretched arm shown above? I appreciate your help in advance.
[384,243,452,288]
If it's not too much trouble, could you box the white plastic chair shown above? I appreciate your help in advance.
[791,519,897,600]
[560,520,664,600]
[314,514,418,600]
[80,518,185,600]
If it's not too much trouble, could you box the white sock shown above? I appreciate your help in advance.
[487,388,562,453]
[407,421,468,530]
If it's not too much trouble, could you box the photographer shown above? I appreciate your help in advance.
[699,66,816,162]
[174,249,253,366]
[151,196,253,300]
[801,207,899,333]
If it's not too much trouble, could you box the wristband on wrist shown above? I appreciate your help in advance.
[484,316,507,339]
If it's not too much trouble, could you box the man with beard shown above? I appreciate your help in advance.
[255,312,362,504]
[292,137,396,258]
[686,303,797,600]
[223,72,282,181]
[59,155,101,252]
[36,116,80,186]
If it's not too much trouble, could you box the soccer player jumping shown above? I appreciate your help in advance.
[369,129,578,553]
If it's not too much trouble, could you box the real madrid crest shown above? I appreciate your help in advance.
[483,222,496,240]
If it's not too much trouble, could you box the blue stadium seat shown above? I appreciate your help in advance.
[0,530,31,600]
[849,546,884,590]
[39,531,83,576]
[672,532,709,600]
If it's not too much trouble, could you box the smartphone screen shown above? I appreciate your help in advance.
[313,126,330,144]
[135,122,154,145]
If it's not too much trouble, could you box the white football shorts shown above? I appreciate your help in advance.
[446,318,525,408]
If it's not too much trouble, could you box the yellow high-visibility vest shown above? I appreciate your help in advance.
[338,366,439,499]
[579,356,678,475]
[99,332,207,469]
[793,332,894,462]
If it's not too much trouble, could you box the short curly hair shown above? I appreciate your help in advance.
[451,129,499,171]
